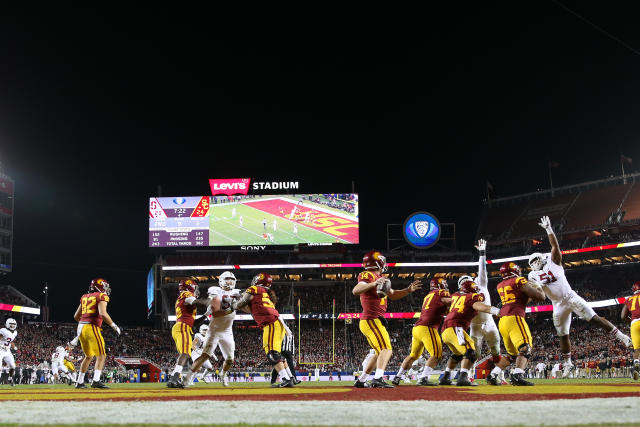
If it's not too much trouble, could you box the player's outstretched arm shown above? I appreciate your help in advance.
[539,216,562,265]
[98,301,121,335]
[73,304,82,322]
[230,292,252,311]
[472,302,500,316]
[388,280,422,300]
[523,282,546,301]
[621,304,630,321]
[352,279,377,296]
[475,239,488,288]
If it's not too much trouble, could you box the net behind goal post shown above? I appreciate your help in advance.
[297,298,336,367]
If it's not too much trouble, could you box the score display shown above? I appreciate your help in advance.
[149,194,359,247]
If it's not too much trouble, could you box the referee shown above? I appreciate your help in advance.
[270,323,300,386]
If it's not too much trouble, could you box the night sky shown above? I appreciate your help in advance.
[0,4,639,324]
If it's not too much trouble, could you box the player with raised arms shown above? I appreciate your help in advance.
[183,271,240,387]
[73,278,120,389]
[230,272,295,387]
[0,318,18,386]
[440,276,501,386]
[392,277,451,386]
[469,239,504,382]
[352,250,422,388]
[621,282,640,380]
[167,279,209,388]
[486,262,545,386]
[528,216,632,378]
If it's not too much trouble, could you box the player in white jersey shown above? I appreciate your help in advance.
[468,239,504,382]
[51,346,74,384]
[183,271,240,387]
[189,325,217,383]
[405,355,427,382]
[0,318,18,386]
[528,216,632,378]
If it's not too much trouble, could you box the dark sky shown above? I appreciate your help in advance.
[0,3,639,324]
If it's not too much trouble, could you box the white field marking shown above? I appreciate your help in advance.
[209,227,242,245]
[2,397,640,426]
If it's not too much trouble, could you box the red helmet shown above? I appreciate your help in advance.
[90,278,111,296]
[363,250,387,272]
[457,276,478,294]
[430,277,448,291]
[633,282,640,295]
[179,279,199,296]
[251,273,273,288]
[499,262,522,278]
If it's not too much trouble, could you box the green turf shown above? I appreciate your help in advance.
[209,197,354,246]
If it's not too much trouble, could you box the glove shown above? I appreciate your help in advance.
[475,239,486,252]
[111,323,121,336]
[489,306,500,317]
[539,216,553,234]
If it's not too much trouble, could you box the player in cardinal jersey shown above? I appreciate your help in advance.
[73,278,120,389]
[167,278,209,388]
[231,272,295,387]
[486,262,545,386]
[528,216,632,378]
[0,318,18,386]
[392,277,451,386]
[353,250,422,388]
[469,239,503,379]
[440,277,501,386]
[183,271,240,387]
[621,282,640,380]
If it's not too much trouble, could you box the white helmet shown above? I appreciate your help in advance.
[5,318,16,331]
[219,271,237,291]
[528,252,547,271]
[199,324,209,335]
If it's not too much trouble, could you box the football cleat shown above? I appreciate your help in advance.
[278,378,294,388]
[222,375,229,387]
[417,377,437,386]
[510,373,534,386]
[439,371,452,385]
[75,382,87,389]
[455,372,472,386]
[561,362,574,379]
[391,376,403,386]
[270,382,280,388]
[486,373,501,386]
[91,381,109,389]
[369,378,394,388]
[353,379,368,388]
[292,377,302,385]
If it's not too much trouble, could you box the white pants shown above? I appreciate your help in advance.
[51,361,69,376]
[470,316,500,355]
[202,330,235,360]
[0,351,15,369]
[553,291,597,336]
[191,351,213,370]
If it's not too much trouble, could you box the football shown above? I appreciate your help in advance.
[376,278,391,297]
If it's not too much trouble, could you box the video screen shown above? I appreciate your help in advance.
[149,194,359,247]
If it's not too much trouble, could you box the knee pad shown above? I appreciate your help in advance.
[464,349,477,362]
[267,350,283,365]
[518,344,532,359]
[451,354,464,362]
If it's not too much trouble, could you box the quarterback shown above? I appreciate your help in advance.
[0,318,18,386]
[73,278,120,388]
[528,216,632,378]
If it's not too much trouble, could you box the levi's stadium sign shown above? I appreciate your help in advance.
[209,178,300,196]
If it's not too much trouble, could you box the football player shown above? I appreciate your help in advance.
[469,239,503,381]
[73,278,120,389]
[352,250,422,388]
[621,281,640,380]
[0,318,18,386]
[440,277,501,386]
[184,271,240,387]
[392,277,451,386]
[51,346,74,384]
[167,279,208,388]
[487,262,545,386]
[528,216,632,378]
[230,273,295,387]
[189,324,217,383]
[268,289,299,386]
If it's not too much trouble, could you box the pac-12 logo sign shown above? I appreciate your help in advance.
[403,212,440,249]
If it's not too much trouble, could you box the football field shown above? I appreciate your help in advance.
[1,379,640,426]
[209,196,358,246]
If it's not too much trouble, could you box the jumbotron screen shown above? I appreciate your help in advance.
[149,194,359,247]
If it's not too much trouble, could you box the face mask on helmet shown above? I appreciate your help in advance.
[5,318,17,331]
[199,325,209,335]
[219,271,237,291]
[528,253,546,271]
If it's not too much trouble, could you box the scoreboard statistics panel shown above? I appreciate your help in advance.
[149,194,358,247]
